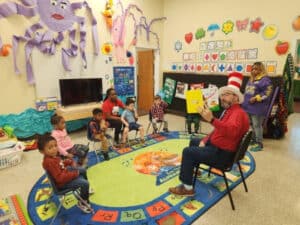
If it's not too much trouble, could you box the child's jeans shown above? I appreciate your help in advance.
[67,144,89,165]
[152,118,168,130]
[62,167,90,202]
[186,114,200,133]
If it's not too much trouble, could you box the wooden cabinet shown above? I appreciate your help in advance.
[55,102,102,121]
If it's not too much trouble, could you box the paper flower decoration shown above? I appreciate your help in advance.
[222,20,234,35]
[250,17,264,33]
[101,43,113,55]
[262,24,278,40]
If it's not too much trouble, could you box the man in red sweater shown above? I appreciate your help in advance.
[169,72,250,196]
[38,134,93,213]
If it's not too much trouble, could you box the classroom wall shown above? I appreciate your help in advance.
[1,0,299,114]
[161,0,300,77]
[0,0,164,114]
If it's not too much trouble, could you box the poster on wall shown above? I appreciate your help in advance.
[163,77,176,104]
[113,67,135,96]
[175,81,188,99]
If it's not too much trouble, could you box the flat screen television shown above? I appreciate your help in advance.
[59,78,102,106]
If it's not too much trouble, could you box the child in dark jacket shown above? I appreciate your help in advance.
[38,134,93,213]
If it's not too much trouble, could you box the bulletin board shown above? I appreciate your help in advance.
[113,67,135,96]
[32,49,113,99]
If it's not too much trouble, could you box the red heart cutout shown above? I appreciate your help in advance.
[185,32,193,44]
[212,54,218,60]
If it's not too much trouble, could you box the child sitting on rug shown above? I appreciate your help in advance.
[121,98,145,145]
[150,95,169,133]
[51,114,89,166]
[87,108,110,160]
[38,134,93,213]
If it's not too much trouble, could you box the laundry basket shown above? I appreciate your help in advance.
[0,142,25,170]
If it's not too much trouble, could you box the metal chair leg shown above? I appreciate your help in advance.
[223,172,235,210]
[49,196,64,225]
[192,165,200,187]
[73,190,95,214]
[237,162,248,192]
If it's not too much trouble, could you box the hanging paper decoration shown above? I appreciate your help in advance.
[236,18,249,31]
[112,0,143,63]
[0,37,12,57]
[275,40,289,55]
[222,20,234,35]
[262,24,278,40]
[102,0,114,30]
[0,0,99,84]
[101,43,113,55]
[292,15,300,31]
[174,40,182,52]
[207,24,220,36]
[195,28,206,40]
[249,17,264,33]
[137,16,167,50]
[184,32,193,44]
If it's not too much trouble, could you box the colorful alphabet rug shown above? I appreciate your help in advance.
[27,131,255,225]
[0,194,32,225]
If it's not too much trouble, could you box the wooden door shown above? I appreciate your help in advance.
[137,50,154,115]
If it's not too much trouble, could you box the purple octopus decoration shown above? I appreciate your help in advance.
[0,0,99,84]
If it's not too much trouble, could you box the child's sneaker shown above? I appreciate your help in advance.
[102,151,110,160]
[163,128,169,132]
[249,143,263,152]
[77,201,92,213]
[140,139,146,145]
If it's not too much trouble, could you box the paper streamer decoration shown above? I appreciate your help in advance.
[0,0,99,84]
[112,1,142,64]
[102,0,114,30]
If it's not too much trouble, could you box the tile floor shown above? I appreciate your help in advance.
[1,113,300,225]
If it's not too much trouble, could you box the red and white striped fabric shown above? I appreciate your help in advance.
[219,72,244,103]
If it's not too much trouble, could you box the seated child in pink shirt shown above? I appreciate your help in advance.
[51,114,89,166]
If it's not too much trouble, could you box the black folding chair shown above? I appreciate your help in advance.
[43,172,94,224]
[192,130,253,210]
